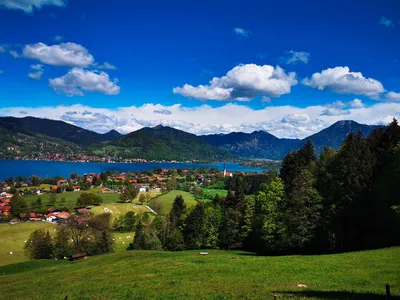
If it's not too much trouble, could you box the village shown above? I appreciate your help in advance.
[0,165,235,225]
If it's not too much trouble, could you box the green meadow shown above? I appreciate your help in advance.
[0,222,55,266]
[0,248,398,299]
[90,203,150,219]
[21,189,121,208]
[155,190,197,214]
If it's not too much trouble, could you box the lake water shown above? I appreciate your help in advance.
[0,160,265,180]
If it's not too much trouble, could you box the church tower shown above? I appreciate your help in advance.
[223,162,226,177]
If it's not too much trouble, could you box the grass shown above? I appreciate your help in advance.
[0,247,398,299]
[202,188,228,198]
[155,190,198,214]
[22,189,121,208]
[90,203,150,220]
[0,222,55,266]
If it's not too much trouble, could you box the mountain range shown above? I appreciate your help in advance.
[201,120,379,160]
[0,116,381,161]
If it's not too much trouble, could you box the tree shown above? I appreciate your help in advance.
[169,195,186,228]
[119,185,139,202]
[139,193,146,205]
[60,197,66,204]
[130,220,146,250]
[166,177,177,191]
[150,216,167,246]
[48,193,57,206]
[31,197,42,211]
[165,227,185,251]
[53,227,73,259]
[184,202,205,249]
[76,193,103,207]
[70,172,79,180]
[24,230,53,260]
[10,193,27,216]
[145,192,151,202]
[283,169,323,251]
[124,211,136,232]
[251,176,286,253]
[29,175,41,186]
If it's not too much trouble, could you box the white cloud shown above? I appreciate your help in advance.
[9,50,19,58]
[385,91,400,102]
[49,68,120,96]
[378,16,395,28]
[320,108,351,116]
[30,64,43,71]
[302,66,385,99]
[1,101,398,139]
[0,0,66,13]
[280,50,310,64]
[0,70,3,75]
[21,42,94,68]
[173,64,297,101]
[261,96,271,104]
[28,64,43,80]
[0,45,7,53]
[93,62,117,70]
[348,98,364,108]
[233,27,250,37]
[28,71,43,80]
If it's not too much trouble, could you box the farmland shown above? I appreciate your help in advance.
[0,222,55,266]
[154,190,198,215]
[0,247,398,299]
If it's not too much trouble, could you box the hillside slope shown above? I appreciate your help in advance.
[0,248,398,299]
[0,124,82,159]
[0,117,121,146]
[92,125,233,161]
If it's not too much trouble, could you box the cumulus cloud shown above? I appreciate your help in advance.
[385,91,400,102]
[320,108,351,116]
[49,68,120,96]
[21,42,94,68]
[302,66,385,99]
[348,98,364,108]
[153,109,172,115]
[0,0,66,13]
[93,62,117,70]
[1,101,398,139]
[0,45,7,53]
[280,50,310,65]
[378,16,395,28]
[233,27,250,37]
[28,64,43,80]
[173,64,297,101]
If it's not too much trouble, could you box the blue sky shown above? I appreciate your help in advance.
[0,0,399,138]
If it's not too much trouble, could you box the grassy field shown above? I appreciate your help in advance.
[0,248,398,299]
[155,190,198,214]
[202,188,228,198]
[21,189,121,208]
[0,222,55,266]
[90,203,150,219]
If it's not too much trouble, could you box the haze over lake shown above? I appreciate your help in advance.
[0,160,265,180]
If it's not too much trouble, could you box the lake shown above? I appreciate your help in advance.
[0,160,266,180]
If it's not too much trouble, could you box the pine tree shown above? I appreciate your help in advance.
[169,195,186,228]
[184,202,205,249]
[131,220,146,250]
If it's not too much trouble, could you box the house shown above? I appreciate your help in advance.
[57,180,68,185]
[57,211,71,219]
[46,213,59,222]
[72,186,81,192]
[100,188,110,193]
[70,253,87,261]
[76,208,90,215]
[223,163,233,177]
[0,192,14,199]
[19,213,27,220]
